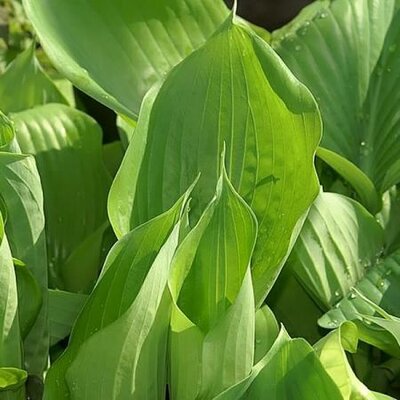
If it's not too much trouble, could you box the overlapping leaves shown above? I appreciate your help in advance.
[272,0,400,200]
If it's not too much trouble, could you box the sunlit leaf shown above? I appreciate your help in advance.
[109,16,321,304]
[272,0,400,193]
[23,0,229,118]
[12,104,111,291]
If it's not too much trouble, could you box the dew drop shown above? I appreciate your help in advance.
[349,292,357,300]
[359,141,370,157]
[297,21,310,36]
[376,278,387,290]
[283,34,295,45]
[389,44,397,53]
[386,67,392,73]
[331,319,338,326]
[295,45,302,51]
[317,10,328,19]
[334,290,340,297]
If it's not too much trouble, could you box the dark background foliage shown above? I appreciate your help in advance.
[226,0,313,30]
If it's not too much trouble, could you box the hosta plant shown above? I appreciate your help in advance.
[0,0,398,398]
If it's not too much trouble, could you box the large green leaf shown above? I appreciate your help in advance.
[44,188,190,399]
[23,0,229,118]
[0,113,48,375]
[272,0,400,193]
[109,16,321,305]
[0,45,67,114]
[288,192,384,310]
[169,166,257,399]
[12,104,111,291]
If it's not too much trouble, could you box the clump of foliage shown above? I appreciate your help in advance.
[0,0,399,399]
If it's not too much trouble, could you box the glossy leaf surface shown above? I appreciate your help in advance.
[23,0,229,118]
[110,18,321,304]
[169,167,257,399]
[272,0,400,193]
[12,104,111,291]
[44,190,189,399]
[0,113,47,375]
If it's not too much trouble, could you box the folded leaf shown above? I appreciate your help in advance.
[0,113,48,375]
[48,290,88,346]
[169,166,257,399]
[44,188,191,399]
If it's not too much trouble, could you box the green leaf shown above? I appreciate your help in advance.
[14,263,42,339]
[102,141,124,179]
[48,290,88,346]
[43,188,190,399]
[12,104,111,291]
[169,165,257,399]
[317,147,381,214]
[268,267,324,344]
[0,45,67,114]
[109,18,322,305]
[288,191,384,310]
[214,327,342,400]
[116,115,136,149]
[246,336,342,399]
[0,113,48,374]
[0,214,23,368]
[23,0,229,118]
[272,0,400,192]
[355,310,400,360]
[377,187,400,254]
[290,191,400,359]
[315,322,393,399]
